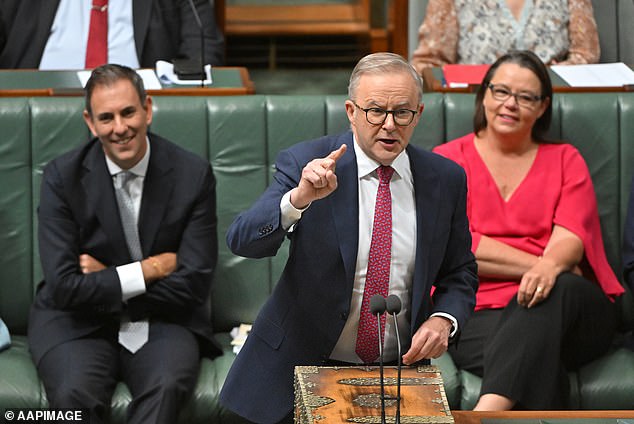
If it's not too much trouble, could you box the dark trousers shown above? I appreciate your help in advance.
[37,322,200,424]
[449,273,618,409]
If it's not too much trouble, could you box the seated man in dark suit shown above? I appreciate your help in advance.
[29,63,220,424]
[0,0,224,69]
[220,52,479,424]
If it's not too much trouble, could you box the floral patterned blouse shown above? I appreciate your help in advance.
[411,0,600,73]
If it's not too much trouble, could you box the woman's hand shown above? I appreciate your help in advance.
[518,225,585,308]
[517,257,561,308]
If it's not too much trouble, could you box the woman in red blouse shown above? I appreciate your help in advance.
[433,50,624,410]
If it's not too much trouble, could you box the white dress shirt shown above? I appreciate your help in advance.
[39,0,140,70]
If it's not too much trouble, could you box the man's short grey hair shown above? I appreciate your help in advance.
[348,52,424,103]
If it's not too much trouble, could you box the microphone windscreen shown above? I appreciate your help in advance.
[386,294,402,314]
[369,294,387,315]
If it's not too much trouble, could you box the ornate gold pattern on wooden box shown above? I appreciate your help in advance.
[294,365,454,423]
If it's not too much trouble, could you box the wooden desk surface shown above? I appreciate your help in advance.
[452,410,634,424]
[0,67,255,97]
[422,67,634,94]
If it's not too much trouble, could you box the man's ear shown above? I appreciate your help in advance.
[344,99,355,124]
[83,110,98,137]
[144,95,154,126]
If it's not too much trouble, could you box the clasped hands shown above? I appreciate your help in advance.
[79,252,177,284]
[289,145,347,209]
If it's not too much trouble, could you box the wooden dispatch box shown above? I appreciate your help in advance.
[294,365,454,423]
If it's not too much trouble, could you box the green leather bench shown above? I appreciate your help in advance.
[0,93,633,422]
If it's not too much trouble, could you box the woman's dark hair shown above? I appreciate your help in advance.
[84,64,147,116]
[473,50,553,141]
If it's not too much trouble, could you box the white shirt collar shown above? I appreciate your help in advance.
[105,137,151,177]
[352,135,409,180]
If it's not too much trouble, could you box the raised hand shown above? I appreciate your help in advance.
[290,144,347,209]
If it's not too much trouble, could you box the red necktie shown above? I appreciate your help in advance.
[355,165,395,364]
[85,0,109,69]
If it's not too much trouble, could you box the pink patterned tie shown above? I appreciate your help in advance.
[355,165,394,364]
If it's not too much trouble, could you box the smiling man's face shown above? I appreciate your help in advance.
[345,71,423,166]
[83,78,153,170]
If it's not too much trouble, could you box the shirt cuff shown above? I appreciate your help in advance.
[280,190,310,231]
[117,262,146,302]
[430,312,458,338]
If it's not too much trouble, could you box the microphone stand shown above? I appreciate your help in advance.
[187,0,206,88]
[369,294,387,424]
[393,320,401,424]
[387,295,402,424]
[376,312,386,424]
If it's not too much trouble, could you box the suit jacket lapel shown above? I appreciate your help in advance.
[81,140,131,262]
[139,135,174,255]
[330,133,359,287]
[36,1,61,52]
[132,0,153,60]
[2,0,60,68]
[408,147,441,331]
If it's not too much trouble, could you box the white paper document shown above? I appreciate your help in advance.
[77,69,163,90]
[230,323,252,354]
[551,63,634,87]
[155,60,212,86]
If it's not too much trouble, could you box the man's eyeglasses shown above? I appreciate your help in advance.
[488,84,545,108]
[353,102,418,126]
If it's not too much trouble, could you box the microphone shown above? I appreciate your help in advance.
[173,0,206,87]
[386,295,402,424]
[369,294,387,424]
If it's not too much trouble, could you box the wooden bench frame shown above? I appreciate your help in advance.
[216,0,409,64]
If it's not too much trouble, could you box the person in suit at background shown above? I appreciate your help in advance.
[411,0,599,73]
[219,52,478,424]
[0,0,224,69]
[433,50,624,410]
[29,64,220,424]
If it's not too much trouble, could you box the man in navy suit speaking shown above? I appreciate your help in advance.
[220,52,479,424]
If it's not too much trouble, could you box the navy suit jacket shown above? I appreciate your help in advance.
[0,0,224,68]
[28,133,221,365]
[220,132,478,423]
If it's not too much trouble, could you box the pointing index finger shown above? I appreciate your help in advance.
[327,144,347,163]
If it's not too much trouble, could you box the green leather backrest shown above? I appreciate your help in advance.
[619,94,634,245]
[0,98,32,334]
[558,94,621,274]
[30,97,92,294]
[152,97,209,158]
[206,96,270,331]
[1,93,633,337]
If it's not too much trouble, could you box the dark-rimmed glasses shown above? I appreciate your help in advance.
[488,84,545,108]
[353,102,418,126]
